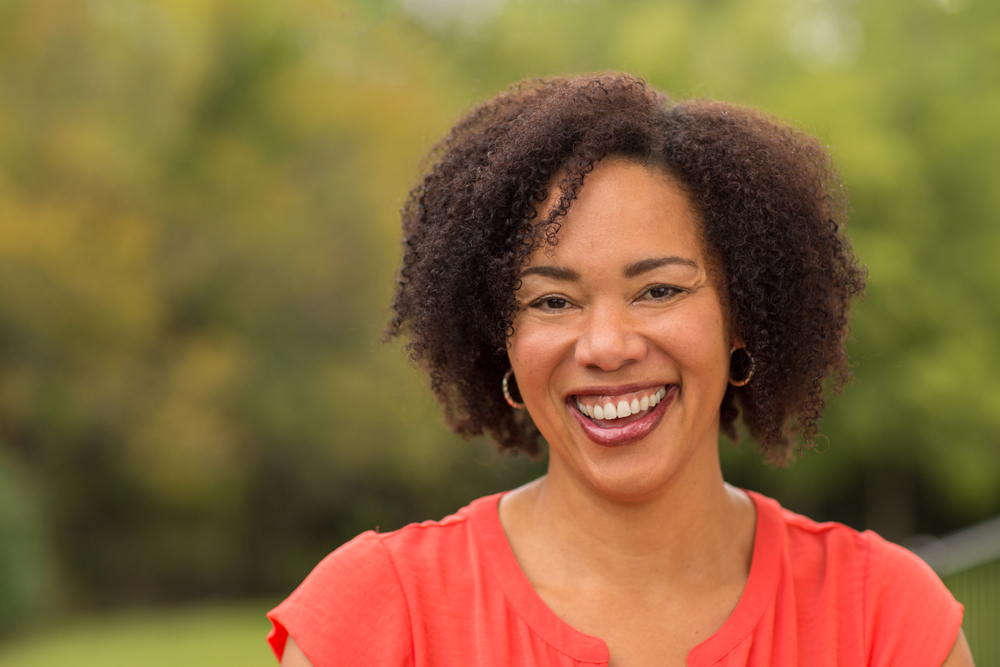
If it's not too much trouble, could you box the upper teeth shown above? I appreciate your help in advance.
[576,386,668,420]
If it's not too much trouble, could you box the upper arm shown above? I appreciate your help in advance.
[941,629,975,667]
[280,637,316,667]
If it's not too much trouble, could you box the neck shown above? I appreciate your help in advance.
[500,444,755,592]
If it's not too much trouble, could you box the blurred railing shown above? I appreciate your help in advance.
[913,517,1000,666]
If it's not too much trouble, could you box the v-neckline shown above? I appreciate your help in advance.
[468,490,784,665]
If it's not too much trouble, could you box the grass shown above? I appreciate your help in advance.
[0,601,279,667]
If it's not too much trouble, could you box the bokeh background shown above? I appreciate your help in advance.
[0,0,998,663]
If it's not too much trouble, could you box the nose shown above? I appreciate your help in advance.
[574,303,648,371]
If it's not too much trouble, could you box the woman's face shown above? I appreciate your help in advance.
[509,159,734,501]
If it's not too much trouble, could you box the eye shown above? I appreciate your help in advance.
[643,285,682,300]
[529,296,570,311]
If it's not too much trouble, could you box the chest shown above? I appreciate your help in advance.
[536,580,746,667]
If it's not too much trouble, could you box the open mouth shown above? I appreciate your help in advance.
[567,384,676,446]
[574,385,668,424]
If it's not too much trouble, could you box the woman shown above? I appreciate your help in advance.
[267,74,972,666]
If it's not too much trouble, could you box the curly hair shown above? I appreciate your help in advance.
[386,73,866,464]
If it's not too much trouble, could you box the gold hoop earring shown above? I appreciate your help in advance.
[502,368,525,409]
[729,348,756,387]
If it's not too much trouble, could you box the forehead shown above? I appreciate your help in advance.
[525,159,708,270]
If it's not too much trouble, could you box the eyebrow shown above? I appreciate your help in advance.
[518,256,699,283]
[518,265,581,281]
[623,256,699,278]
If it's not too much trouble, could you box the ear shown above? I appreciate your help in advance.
[725,309,744,352]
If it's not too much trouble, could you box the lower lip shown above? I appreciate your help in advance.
[568,387,676,447]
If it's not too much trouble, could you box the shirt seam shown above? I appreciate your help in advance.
[783,515,856,535]
[383,514,472,536]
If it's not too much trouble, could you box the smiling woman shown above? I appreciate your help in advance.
[266,74,974,667]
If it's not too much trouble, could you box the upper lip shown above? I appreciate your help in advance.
[566,381,672,398]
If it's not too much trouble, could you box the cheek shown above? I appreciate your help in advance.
[508,323,571,401]
[661,302,730,376]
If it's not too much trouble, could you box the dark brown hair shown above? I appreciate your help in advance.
[386,73,866,463]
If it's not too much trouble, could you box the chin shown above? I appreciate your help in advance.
[576,453,688,504]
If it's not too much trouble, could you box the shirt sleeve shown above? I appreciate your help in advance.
[267,531,414,667]
[863,531,964,667]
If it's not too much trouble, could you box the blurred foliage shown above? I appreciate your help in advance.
[944,559,1000,666]
[0,0,998,620]
[0,601,275,666]
[0,453,51,630]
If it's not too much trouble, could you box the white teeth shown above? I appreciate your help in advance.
[577,386,669,421]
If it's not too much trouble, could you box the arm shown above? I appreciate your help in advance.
[280,637,316,667]
[941,629,975,667]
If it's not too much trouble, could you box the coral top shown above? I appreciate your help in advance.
[267,491,963,666]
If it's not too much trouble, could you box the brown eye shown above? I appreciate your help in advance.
[529,296,569,311]
[645,285,681,300]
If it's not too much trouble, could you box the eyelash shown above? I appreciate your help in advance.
[529,296,570,311]
[527,285,683,311]
[644,285,682,300]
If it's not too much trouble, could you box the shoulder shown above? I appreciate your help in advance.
[775,500,958,608]
[775,501,873,572]
[266,496,496,667]
[266,530,412,667]
[763,494,949,591]
[754,493,963,667]
[377,496,482,565]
